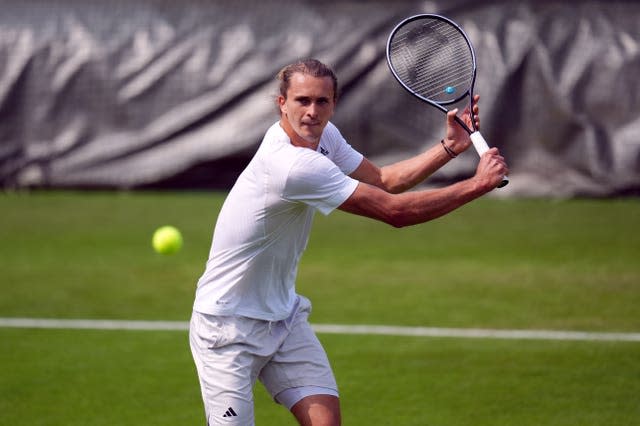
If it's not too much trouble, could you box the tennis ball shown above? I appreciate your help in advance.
[152,226,183,255]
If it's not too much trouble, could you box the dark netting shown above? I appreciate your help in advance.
[0,0,639,196]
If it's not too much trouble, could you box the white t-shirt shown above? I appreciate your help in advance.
[193,121,363,321]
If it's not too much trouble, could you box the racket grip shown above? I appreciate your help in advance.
[469,132,509,188]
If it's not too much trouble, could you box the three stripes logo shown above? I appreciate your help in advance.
[222,407,238,418]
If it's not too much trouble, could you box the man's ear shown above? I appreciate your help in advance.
[277,96,287,115]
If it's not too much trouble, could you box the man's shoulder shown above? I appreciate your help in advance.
[322,121,342,139]
[256,122,295,159]
[319,121,348,148]
[262,121,288,145]
[251,123,313,177]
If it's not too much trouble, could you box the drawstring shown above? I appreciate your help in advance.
[268,319,292,335]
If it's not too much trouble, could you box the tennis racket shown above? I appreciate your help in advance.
[386,14,508,188]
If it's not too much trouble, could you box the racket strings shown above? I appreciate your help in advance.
[389,18,474,103]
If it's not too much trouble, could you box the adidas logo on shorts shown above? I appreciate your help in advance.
[222,407,238,418]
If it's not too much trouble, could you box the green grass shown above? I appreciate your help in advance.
[2,330,638,426]
[1,328,201,426]
[1,191,639,425]
[302,198,639,331]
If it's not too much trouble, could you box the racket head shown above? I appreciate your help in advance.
[386,14,477,108]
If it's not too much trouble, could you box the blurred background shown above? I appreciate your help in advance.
[0,0,639,197]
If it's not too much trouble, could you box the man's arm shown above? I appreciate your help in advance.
[349,143,452,194]
[339,147,508,228]
[350,97,481,193]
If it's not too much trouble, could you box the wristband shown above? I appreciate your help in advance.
[441,139,457,158]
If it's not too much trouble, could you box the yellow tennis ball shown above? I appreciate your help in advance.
[152,226,183,255]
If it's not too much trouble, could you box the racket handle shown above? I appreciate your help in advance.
[469,132,509,188]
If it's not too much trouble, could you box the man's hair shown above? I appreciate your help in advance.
[276,59,338,102]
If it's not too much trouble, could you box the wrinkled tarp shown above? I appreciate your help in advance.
[1,0,639,197]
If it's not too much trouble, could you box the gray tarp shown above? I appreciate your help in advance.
[1,0,639,196]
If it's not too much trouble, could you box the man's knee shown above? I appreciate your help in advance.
[290,394,341,426]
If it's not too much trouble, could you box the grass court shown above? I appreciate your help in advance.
[1,191,638,425]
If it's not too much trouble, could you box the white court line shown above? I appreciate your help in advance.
[312,324,640,342]
[1,317,639,342]
[0,318,188,331]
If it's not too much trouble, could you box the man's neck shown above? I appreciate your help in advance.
[279,118,319,151]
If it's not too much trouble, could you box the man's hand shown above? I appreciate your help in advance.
[443,94,481,155]
[474,147,509,190]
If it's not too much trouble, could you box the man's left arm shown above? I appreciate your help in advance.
[350,95,480,194]
[349,144,450,194]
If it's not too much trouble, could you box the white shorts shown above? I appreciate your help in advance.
[189,296,338,425]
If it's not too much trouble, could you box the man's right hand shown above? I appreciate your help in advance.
[475,148,509,190]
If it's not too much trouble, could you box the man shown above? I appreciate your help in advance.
[190,59,508,426]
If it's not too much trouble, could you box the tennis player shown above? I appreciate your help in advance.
[190,59,508,426]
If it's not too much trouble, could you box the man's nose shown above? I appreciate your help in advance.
[306,102,319,117]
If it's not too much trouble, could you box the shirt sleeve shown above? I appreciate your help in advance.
[283,150,359,215]
[323,122,364,175]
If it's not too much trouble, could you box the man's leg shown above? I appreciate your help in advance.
[260,296,341,425]
[190,311,265,425]
[290,394,341,426]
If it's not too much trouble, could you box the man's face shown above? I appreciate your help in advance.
[278,73,335,145]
